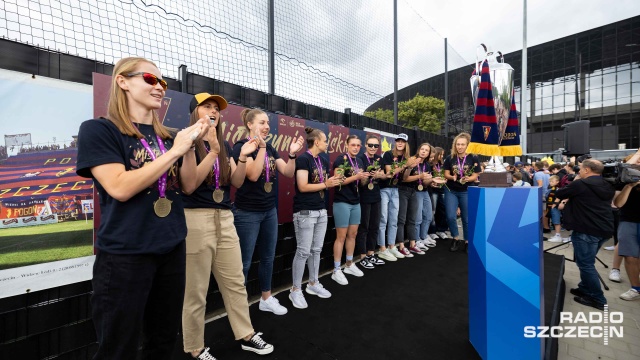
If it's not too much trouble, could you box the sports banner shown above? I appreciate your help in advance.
[0,68,94,298]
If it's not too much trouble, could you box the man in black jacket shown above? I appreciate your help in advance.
[556,159,615,310]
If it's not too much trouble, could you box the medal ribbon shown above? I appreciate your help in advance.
[307,151,324,183]
[347,153,359,186]
[394,155,404,180]
[204,144,220,190]
[140,135,168,198]
[457,154,468,178]
[418,162,424,187]
[264,150,270,183]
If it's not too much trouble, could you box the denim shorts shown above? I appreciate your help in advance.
[618,221,640,258]
[549,208,561,225]
[332,202,361,228]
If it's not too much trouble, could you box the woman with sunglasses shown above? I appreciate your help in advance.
[232,109,304,315]
[331,135,370,285]
[288,127,342,309]
[355,134,387,269]
[181,94,274,358]
[443,133,481,252]
[410,143,434,251]
[76,57,207,359]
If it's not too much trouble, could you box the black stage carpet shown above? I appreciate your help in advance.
[173,243,564,360]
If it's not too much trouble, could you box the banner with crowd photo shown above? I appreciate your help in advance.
[0,68,94,298]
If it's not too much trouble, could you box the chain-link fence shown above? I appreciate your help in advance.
[1,0,469,113]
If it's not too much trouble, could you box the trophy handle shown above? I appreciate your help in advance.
[476,43,488,75]
[497,51,504,63]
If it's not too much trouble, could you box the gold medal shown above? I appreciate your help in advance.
[368,183,374,190]
[264,182,273,193]
[319,190,324,199]
[153,197,172,218]
[213,189,224,203]
[418,184,424,191]
[392,179,398,186]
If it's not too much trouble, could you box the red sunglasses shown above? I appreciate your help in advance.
[125,72,168,90]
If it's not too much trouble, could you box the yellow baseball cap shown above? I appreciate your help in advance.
[190,93,228,113]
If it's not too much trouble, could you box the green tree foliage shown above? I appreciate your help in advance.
[398,94,445,133]
[363,108,394,123]
[364,94,445,133]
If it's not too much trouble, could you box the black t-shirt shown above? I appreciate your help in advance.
[615,183,640,223]
[379,152,406,189]
[333,154,363,204]
[76,118,187,255]
[358,153,382,204]
[183,141,233,209]
[232,139,281,212]
[293,152,328,212]
[442,154,482,192]
[407,162,433,192]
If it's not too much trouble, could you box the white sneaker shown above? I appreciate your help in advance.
[389,246,405,259]
[548,234,563,243]
[306,282,332,298]
[604,245,615,251]
[609,269,621,283]
[429,233,440,240]
[425,238,437,247]
[416,241,429,251]
[331,269,349,285]
[562,237,572,243]
[344,264,364,277]
[259,296,288,315]
[288,289,308,309]
[620,288,640,301]
[378,249,397,262]
[437,232,448,239]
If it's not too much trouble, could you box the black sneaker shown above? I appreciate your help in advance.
[450,239,460,252]
[241,332,274,355]
[573,296,605,311]
[543,228,551,233]
[371,255,385,266]
[569,288,586,297]
[359,257,375,270]
[194,347,217,360]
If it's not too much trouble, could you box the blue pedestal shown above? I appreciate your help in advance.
[468,187,544,360]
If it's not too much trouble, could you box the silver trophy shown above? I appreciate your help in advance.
[470,44,514,173]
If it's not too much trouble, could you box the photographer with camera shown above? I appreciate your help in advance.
[556,159,615,310]
[612,151,640,301]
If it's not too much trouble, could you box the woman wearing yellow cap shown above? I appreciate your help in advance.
[181,93,273,358]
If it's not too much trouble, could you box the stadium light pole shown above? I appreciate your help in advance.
[393,0,398,125]
[521,0,528,154]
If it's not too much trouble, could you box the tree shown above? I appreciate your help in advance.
[364,94,445,133]
[363,108,394,123]
[398,94,445,133]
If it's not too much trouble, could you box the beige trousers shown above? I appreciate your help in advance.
[182,208,253,352]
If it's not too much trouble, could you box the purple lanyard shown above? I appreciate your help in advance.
[248,136,270,182]
[457,155,468,177]
[307,151,324,183]
[418,163,424,186]
[347,154,359,186]
[204,145,220,190]
[365,155,373,166]
[435,164,441,174]
[139,136,168,198]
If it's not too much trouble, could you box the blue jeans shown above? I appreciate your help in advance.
[292,210,328,290]
[234,207,278,292]
[444,188,469,240]
[572,231,607,304]
[415,191,433,240]
[379,188,399,246]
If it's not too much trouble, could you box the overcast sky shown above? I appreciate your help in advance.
[1,0,638,114]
